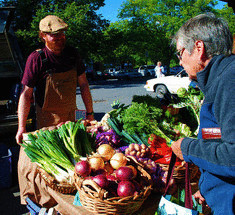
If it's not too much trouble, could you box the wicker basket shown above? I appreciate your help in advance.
[73,156,152,215]
[157,161,199,184]
[37,166,77,194]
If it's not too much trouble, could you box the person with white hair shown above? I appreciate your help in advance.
[171,13,235,215]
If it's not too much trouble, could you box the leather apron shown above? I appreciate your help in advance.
[18,68,77,207]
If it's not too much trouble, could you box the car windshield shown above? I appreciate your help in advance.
[176,69,188,77]
[147,65,155,69]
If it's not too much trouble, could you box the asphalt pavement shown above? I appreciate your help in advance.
[77,77,152,121]
[0,76,153,215]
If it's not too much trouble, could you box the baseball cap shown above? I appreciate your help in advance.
[39,15,68,33]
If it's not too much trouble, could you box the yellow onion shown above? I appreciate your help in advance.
[88,154,105,171]
[110,153,127,169]
[97,144,115,161]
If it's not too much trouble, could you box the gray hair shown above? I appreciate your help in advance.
[172,13,233,57]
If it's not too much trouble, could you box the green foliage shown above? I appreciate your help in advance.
[108,94,202,145]
[2,0,108,62]
[103,0,233,67]
[173,86,204,134]
[217,5,235,34]
[1,0,233,67]
[120,102,163,135]
[177,87,188,98]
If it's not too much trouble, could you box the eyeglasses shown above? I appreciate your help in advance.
[175,48,185,60]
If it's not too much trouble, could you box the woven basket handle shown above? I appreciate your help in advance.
[82,179,107,200]
[164,152,193,209]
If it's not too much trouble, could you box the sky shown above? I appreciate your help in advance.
[97,0,228,23]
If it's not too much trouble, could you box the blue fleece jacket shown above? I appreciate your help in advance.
[181,54,235,215]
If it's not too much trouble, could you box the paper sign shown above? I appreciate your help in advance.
[75,110,86,120]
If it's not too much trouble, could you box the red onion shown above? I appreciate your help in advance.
[106,174,117,182]
[115,166,134,181]
[92,174,109,189]
[75,160,91,177]
[117,181,136,197]
[92,168,106,176]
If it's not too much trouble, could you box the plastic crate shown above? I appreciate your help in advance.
[26,197,43,215]
[0,144,12,189]
[26,198,60,215]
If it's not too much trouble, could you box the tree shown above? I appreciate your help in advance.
[0,0,109,64]
[105,0,233,67]
[217,4,235,34]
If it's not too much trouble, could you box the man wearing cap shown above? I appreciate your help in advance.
[16,15,94,207]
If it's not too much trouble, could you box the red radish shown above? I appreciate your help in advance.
[75,160,91,177]
[115,166,134,181]
[92,174,109,189]
[117,181,136,197]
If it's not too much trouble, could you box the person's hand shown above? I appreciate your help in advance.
[193,190,207,205]
[171,138,184,160]
[86,114,94,121]
[82,116,95,126]
[16,127,26,145]
[193,190,210,211]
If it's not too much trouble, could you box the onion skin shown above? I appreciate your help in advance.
[117,181,136,197]
[75,160,91,177]
[110,153,127,169]
[97,144,115,161]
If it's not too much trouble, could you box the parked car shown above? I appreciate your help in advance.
[115,69,142,80]
[144,69,191,99]
[138,65,155,77]
[102,67,120,79]
[96,71,103,77]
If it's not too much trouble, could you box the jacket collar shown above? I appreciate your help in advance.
[196,55,227,93]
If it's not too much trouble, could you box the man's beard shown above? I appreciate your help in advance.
[46,39,66,53]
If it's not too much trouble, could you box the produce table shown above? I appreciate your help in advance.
[48,187,161,215]
[21,92,204,215]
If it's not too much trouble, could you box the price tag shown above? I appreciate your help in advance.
[75,110,86,121]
